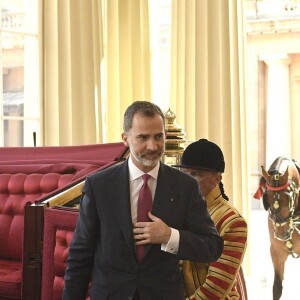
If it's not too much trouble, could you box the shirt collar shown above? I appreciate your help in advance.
[205,185,223,207]
[128,156,159,182]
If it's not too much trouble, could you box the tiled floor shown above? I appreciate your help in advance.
[245,210,300,300]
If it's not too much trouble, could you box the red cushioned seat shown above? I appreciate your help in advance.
[0,165,100,299]
[0,260,22,299]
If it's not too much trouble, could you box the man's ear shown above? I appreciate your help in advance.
[122,133,129,147]
[215,173,222,185]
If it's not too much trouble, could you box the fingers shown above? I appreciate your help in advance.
[135,213,160,228]
[133,222,152,245]
[148,211,158,221]
[133,229,150,246]
[133,220,170,245]
[133,213,170,244]
[133,230,147,239]
[134,233,149,245]
[134,221,148,228]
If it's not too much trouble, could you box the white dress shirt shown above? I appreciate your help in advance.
[128,156,179,254]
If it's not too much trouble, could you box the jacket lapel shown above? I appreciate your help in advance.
[152,163,177,221]
[111,162,136,255]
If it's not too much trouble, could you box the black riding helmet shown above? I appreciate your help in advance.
[173,138,225,172]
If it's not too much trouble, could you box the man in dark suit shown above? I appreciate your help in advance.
[63,101,223,300]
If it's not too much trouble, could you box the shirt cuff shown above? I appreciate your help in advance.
[161,228,179,254]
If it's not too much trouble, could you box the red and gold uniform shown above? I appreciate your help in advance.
[183,185,247,300]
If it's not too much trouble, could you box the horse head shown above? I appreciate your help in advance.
[260,157,300,241]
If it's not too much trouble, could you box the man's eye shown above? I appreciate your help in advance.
[138,136,146,141]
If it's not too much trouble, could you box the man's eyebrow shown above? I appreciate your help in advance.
[136,132,164,138]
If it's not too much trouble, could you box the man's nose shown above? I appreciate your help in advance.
[147,139,158,150]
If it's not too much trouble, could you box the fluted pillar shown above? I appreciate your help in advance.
[260,54,291,167]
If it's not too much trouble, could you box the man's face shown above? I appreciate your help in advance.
[182,168,222,197]
[122,112,166,172]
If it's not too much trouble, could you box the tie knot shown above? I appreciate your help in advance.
[142,174,151,183]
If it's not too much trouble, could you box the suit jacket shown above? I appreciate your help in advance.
[63,160,223,300]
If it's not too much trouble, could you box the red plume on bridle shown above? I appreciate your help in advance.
[253,175,267,200]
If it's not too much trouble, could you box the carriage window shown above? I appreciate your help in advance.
[0,0,41,146]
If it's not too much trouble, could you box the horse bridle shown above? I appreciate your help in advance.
[266,173,300,257]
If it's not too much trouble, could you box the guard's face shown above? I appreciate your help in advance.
[182,168,222,197]
[122,113,166,172]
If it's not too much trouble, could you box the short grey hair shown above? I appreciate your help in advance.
[123,101,165,133]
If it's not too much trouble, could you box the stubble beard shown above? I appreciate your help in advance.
[130,147,164,167]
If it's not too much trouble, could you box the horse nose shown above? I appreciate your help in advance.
[274,226,290,241]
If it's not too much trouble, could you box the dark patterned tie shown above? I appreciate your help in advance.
[136,174,152,262]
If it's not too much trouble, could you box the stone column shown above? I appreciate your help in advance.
[259,54,291,167]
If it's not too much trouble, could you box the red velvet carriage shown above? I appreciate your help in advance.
[0,143,128,300]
